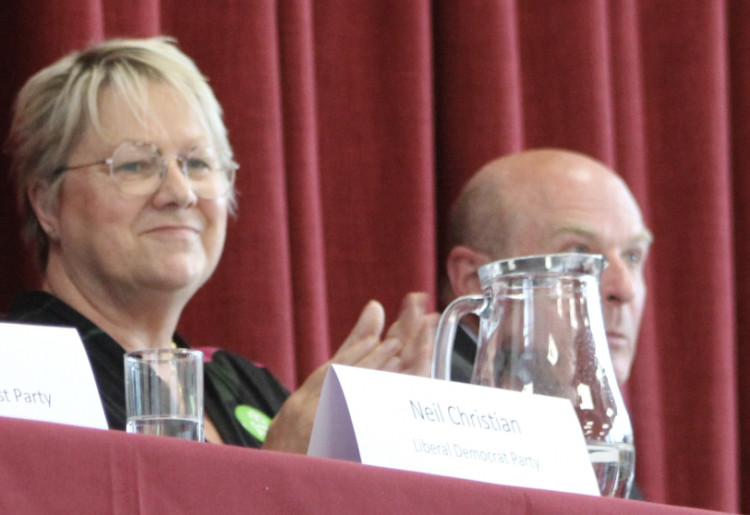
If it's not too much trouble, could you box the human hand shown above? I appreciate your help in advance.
[262,292,438,454]
[380,292,440,376]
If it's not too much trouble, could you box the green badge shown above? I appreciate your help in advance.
[234,405,272,442]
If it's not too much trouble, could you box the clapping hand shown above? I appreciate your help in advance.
[262,293,438,453]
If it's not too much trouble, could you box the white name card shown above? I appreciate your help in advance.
[0,322,107,429]
[308,364,599,496]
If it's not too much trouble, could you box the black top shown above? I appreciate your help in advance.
[6,291,289,448]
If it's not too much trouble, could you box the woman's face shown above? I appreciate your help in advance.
[45,83,228,300]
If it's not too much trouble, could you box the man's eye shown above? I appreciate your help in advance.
[566,244,589,254]
[624,250,642,265]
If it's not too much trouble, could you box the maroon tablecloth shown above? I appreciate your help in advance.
[0,417,722,514]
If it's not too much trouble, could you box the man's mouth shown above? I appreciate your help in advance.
[606,332,628,349]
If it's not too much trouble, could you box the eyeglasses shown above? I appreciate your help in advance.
[56,141,237,199]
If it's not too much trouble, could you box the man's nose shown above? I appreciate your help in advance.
[600,255,635,304]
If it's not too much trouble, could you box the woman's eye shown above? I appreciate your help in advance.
[115,160,148,173]
[186,158,211,171]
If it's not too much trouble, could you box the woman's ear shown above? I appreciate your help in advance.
[27,180,60,240]
[445,245,491,297]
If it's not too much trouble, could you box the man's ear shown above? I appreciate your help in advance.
[27,180,60,240]
[446,245,491,297]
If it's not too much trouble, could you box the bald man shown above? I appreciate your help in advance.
[445,148,652,386]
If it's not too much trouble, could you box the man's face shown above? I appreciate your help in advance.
[503,164,652,385]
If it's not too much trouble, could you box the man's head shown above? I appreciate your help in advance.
[445,148,652,384]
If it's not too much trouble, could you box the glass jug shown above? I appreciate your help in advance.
[432,253,634,497]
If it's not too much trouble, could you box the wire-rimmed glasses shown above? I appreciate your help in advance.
[57,141,237,199]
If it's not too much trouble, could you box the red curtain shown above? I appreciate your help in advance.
[0,1,743,511]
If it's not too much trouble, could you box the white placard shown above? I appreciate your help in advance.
[0,322,108,429]
[308,364,599,496]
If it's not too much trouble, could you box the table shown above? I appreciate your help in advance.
[0,417,722,514]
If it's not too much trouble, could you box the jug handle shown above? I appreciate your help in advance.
[431,294,488,381]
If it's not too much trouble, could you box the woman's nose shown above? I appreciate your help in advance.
[153,158,198,206]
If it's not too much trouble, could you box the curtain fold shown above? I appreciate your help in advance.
[731,1,750,512]
[314,0,437,348]
[517,0,615,156]
[607,1,670,501]
[639,3,737,507]
[277,0,332,383]
[432,0,524,242]
[0,1,744,511]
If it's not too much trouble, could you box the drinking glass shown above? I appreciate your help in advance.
[124,348,204,441]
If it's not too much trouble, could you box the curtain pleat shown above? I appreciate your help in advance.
[517,0,615,156]
[432,0,524,246]
[313,0,437,348]
[607,2,670,501]
[730,1,750,512]
[102,0,160,37]
[0,1,745,511]
[639,3,737,508]
[277,0,332,382]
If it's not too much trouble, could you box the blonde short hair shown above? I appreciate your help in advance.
[6,37,237,268]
